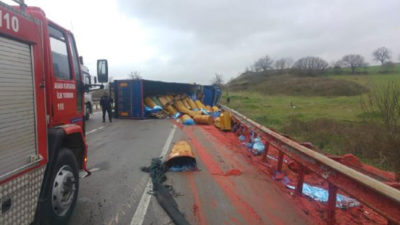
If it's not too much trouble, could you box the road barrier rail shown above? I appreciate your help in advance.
[221,105,400,225]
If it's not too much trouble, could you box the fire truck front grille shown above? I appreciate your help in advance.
[0,36,38,177]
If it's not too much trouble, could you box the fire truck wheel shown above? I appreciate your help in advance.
[43,148,79,225]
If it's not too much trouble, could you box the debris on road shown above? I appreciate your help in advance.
[286,183,360,209]
[141,158,192,225]
[166,141,197,172]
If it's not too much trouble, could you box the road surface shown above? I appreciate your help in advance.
[69,112,311,225]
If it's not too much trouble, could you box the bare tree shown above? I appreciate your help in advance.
[211,73,224,88]
[128,71,142,80]
[274,57,293,72]
[332,60,345,74]
[373,47,391,65]
[341,54,367,74]
[253,55,274,72]
[292,56,329,76]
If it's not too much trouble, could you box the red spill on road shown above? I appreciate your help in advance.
[224,169,242,176]
[182,126,283,225]
[199,124,391,225]
[185,172,207,225]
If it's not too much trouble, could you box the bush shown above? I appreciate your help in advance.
[282,118,400,177]
[292,56,329,76]
[381,61,396,73]
[361,82,400,131]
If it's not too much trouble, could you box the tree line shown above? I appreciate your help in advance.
[247,47,397,76]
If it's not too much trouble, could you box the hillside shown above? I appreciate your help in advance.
[227,63,400,96]
[224,64,400,171]
[228,74,367,96]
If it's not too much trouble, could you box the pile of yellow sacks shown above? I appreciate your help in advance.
[144,94,229,128]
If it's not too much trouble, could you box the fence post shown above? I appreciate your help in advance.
[327,183,337,225]
[277,151,284,172]
[296,165,305,195]
[262,141,270,163]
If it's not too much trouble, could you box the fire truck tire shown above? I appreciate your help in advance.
[42,148,79,225]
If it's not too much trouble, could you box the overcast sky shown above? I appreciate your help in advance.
[24,0,400,84]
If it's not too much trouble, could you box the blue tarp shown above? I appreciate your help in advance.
[286,183,360,209]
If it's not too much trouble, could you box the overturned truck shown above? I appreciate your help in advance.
[111,79,222,120]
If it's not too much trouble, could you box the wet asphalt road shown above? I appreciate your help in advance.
[69,112,174,225]
[69,112,311,225]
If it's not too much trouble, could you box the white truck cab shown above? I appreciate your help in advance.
[81,65,93,120]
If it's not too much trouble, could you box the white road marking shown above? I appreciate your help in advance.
[129,125,177,225]
[86,126,105,135]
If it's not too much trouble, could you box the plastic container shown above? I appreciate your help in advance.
[193,115,213,125]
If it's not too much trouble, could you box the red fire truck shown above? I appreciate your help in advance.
[0,1,108,224]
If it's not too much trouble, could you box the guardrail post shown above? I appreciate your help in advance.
[235,125,242,136]
[277,151,284,172]
[246,128,251,143]
[296,165,304,195]
[327,183,337,225]
[262,141,270,163]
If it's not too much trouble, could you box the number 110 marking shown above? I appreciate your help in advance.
[0,10,20,33]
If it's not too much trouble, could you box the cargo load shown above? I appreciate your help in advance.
[112,79,221,119]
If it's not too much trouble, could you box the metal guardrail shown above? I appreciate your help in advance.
[221,105,400,225]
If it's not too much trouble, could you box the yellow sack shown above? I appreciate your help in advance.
[214,117,221,128]
[175,100,191,114]
[165,141,196,168]
[219,111,232,131]
[183,99,192,109]
[158,96,170,107]
[193,115,213,125]
[187,98,198,110]
[195,100,206,109]
[212,106,220,112]
[165,105,178,115]
[144,97,157,108]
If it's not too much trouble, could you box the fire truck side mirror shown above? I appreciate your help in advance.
[97,59,108,83]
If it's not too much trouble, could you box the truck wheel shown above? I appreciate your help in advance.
[42,148,79,225]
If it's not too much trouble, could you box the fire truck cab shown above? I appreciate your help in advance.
[0,1,108,224]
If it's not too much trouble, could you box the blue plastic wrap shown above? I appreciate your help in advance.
[153,105,162,111]
[201,109,209,115]
[145,105,163,114]
[169,164,196,172]
[172,112,181,119]
[183,118,195,125]
[252,140,265,154]
[211,112,221,118]
[239,135,246,141]
[286,183,360,209]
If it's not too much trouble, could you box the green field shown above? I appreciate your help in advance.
[226,92,363,129]
[226,72,400,129]
[225,64,400,170]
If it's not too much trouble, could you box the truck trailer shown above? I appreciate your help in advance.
[111,79,221,119]
[0,1,108,224]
